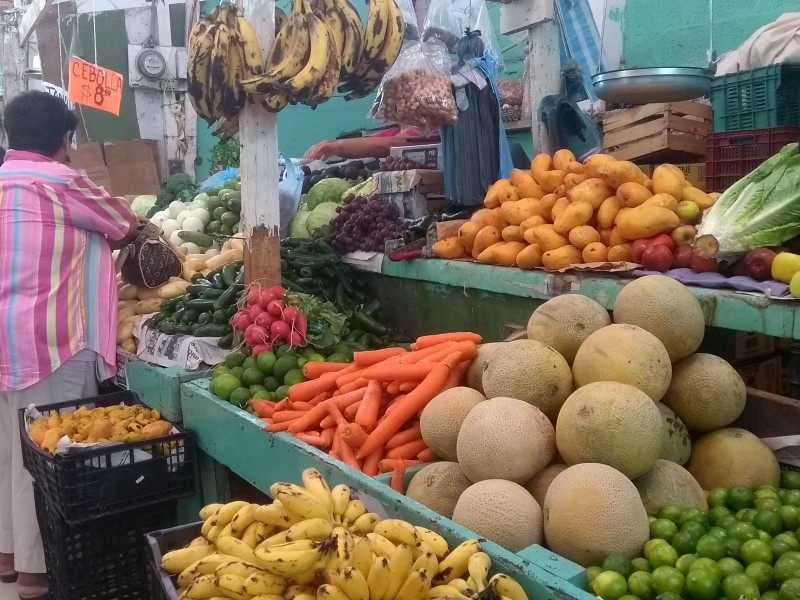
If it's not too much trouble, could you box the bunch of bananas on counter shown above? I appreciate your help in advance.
[161,468,528,600]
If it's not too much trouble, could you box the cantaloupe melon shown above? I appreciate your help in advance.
[613,275,706,362]
[572,324,672,402]
[663,353,746,432]
[556,382,663,478]
[457,397,556,484]
[634,459,708,515]
[526,295,611,364]
[525,463,569,506]
[482,340,573,421]
[544,463,650,566]
[466,343,503,394]
[452,479,543,552]
[405,462,472,518]
[687,427,780,490]
[420,387,485,462]
[657,404,691,465]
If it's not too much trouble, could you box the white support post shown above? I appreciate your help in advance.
[527,0,559,155]
[240,0,280,285]
[155,0,172,46]
[18,0,53,47]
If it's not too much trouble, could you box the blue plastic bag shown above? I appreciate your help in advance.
[199,167,240,191]
[279,154,304,239]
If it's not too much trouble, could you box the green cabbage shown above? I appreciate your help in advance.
[289,207,312,238]
[131,195,157,216]
[307,202,339,234]
[697,143,800,259]
[307,178,350,210]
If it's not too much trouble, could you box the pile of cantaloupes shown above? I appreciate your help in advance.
[430,150,719,271]
[405,275,780,567]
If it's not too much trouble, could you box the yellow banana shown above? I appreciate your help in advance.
[270,483,332,521]
[330,484,351,520]
[243,571,286,596]
[332,566,370,600]
[490,573,529,600]
[336,0,363,78]
[415,527,449,558]
[187,19,216,122]
[254,502,303,528]
[351,513,380,535]
[189,536,211,547]
[275,15,331,98]
[257,93,290,113]
[428,584,466,599]
[254,541,322,578]
[384,543,414,600]
[250,596,284,600]
[206,525,222,543]
[218,522,234,540]
[162,544,215,575]
[352,536,374,580]
[285,585,318,599]
[186,574,224,599]
[212,501,250,527]
[235,14,263,77]
[367,556,391,600]
[373,520,420,547]
[177,558,205,589]
[450,578,476,596]
[343,499,367,524]
[366,533,396,558]
[215,573,248,600]
[201,516,216,539]
[318,584,351,600]
[328,526,355,571]
[301,468,335,516]
[241,521,261,549]
[289,517,335,542]
[468,552,491,592]
[434,540,481,585]
[194,554,231,576]
[397,568,432,600]
[360,0,389,65]
[214,560,261,579]
[215,536,260,565]
[412,547,439,578]
[230,503,257,537]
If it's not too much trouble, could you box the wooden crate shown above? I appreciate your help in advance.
[735,388,800,470]
[602,101,711,163]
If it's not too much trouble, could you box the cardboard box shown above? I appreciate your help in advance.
[737,356,782,394]
[70,142,105,169]
[103,140,161,197]
[699,329,776,363]
[389,144,443,170]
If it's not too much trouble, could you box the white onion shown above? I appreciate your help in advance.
[168,200,185,218]
[204,248,220,258]
[161,219,180,239]
[189,208,211,225]
[182,216,205,233]
[176,210,193,226]
[182,242,202,255]
[169,230,184,246]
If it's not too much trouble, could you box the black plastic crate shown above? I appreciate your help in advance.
[789,343,800,400]
[146,522,202,600]
[35,485,177,600]
[19,390,196,525]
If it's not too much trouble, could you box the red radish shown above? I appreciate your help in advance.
[288,331,305,347]
[294,312,308,339]
[267,286,285,300]
[251,343,272,357]
[282,306,301,325]
[245,324,269,346]
[246,289,260,307]
[270,320,291,342]
[267,300,285,317]
[232,311,252,332]
[255,312,276,329]
[258,290,277,309]
[248,304,264,322]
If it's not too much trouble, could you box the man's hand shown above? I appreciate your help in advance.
[304,141,339,160]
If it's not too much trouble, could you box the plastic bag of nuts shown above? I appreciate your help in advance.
[370,40,458,132]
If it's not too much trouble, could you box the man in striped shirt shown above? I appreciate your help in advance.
[0,91,139,600]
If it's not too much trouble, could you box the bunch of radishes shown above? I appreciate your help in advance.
[231,286,307,355]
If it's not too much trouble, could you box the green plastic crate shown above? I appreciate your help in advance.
[126,360,209,423]
[711,63,800,132]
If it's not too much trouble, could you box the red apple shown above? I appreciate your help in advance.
[690,252,719,273]
[631,239,651,263]
[650,233,675,251]
[642,244,674,272]
[738,248,776,281]
[671,225,697,246]
[673,245,695,269]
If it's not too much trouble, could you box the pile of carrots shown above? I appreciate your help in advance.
[250,332,481,492]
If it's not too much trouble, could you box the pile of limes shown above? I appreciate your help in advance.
[209,343,354,407]
[588,473,800,600]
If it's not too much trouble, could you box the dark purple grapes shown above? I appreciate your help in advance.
[329,194,407,253]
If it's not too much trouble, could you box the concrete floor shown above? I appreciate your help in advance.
[0,581,15,600]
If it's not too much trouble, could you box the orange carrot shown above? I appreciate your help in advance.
[415,332,482,349]
[337,428,361,470]
[390,463,407,493]
[335,367,367,389]
[303,362,351,379]
[326,402,348,429]
[292,401,315,411]
[319,427,336,449]
[273,399,289,411]
[354,347,407,367]
[385,424,422,450]
[383,395,406,415]
[362,362,436,382]
[330,429,342,459]
[266,420,296,432]
[398,381,417,393]
[260,418,271,426]
[288,373,339,403]
[250,400,275,419]
[378,458,421,473]
[357,363,450,459]
[272,410,307,423]
[421,340,478,364]
[443,360,471,390]
[320,415,335,429]
[397,341,457,364]
[417,448,437,462]
[295,432,328,448]
[386,380,402,396]
[341,423,368,448]
[343,400,361,421]
[362,447,382,476]
[386,438,429,460]
[354,380,382,431]
[339,377,369,394]
[288,388,367,434]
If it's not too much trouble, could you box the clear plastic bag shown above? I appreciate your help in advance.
[498,55,531,123]
[370,39,458,132]
[421,0,503,70]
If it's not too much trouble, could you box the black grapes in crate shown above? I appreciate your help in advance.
[380,155,434,172]
[330,195,407,254]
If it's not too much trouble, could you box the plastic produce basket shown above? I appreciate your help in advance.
[19,390,196,525]
[35,484,176,600]
[705,126,800,191]
[146,522,202,600]
[711,63,800,132]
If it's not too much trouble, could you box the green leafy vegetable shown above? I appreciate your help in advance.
[289,207,312,238]
[307,178,350,210]
[307,202,339,234]
[697,143,800,259]
[283,291,346,349]
[131,195,157,216]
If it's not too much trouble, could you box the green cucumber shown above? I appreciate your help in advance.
[217,332,234,349]
[178,231,214,247]
[221,264,238,287]
[182,308,200,324]
[197,312,212,325]
[199,287,225,299]
[184,298,216,311]
[194,323,230,337]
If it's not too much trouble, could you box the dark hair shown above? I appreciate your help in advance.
[0,147,6,165]
[4,91,78,157]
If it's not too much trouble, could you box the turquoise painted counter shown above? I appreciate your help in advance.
[373,258,800,340]
[179,378,591,599]
[126,360,209,423]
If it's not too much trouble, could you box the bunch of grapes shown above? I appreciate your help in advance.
[379,155,433,172]
[330,195,406,254]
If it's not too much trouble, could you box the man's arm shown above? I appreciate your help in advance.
[305,136,412,160]
[61,172,139,244]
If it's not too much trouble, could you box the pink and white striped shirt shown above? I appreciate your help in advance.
[0,150,136,391]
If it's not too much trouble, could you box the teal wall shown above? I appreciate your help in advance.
[622,0,798,68]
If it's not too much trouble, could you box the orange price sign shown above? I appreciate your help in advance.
[68,58,124,116]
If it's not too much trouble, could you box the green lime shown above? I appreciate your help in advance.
[651,566,685,596]
[629,571,655,600]
[756,488,782,500]
[697,535,727,561]
[778,534,800,551]
[650,545,680,568]
[710,488,731,509]
[681,508,710,529]
[241,367,266,388]
[263,376,281,392]
[283,369,306,388]
[710,506,735,527]
[593,571,629,600]
[762,531,776,544]
[728,522,760,543]
[633,558,654,573]
[787,491,800,508]
[274,385,290,400]
[686,568,722,600]
[746,562,776,593]
[728,487,757,512]
[275,345,297,358]
[691,558,724,582]
[211,373,241,400]
[781,578,800,600]
[709,527,729,540]
[775,553,800,584]
[652,519,680,543]
[659,506,684,525]
[212,365,231,379]
[677,555,699,575]
[256,351,277,375]
[603,555,635,579]
[224,351,247,369]
[229,387,251,407]
[784,473,800,491]
[241,356,257,371]
[723,573,761,600]
[619,595,639,600]
[249,384,268,395]
[718,558,746,578]
[727,538,744,559]
[251,390,272,400]
[765,592,782,600]
[306,353,326,363]
[273,354,299,383]
[587,566,603,588]
[718,515,739,529]
[756,510,787,537]
[326,352,350,364]
[673,531,700,556]
[332,343,355,358]
[757,497,783,512]
[296,358,308,368]
[741,540,774,566]
[739,509,759,523]
[229,366,244,381]
[646,540,672,560]
[655,593,684,600]
[774,540,795,560]
[299,346,317,358]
